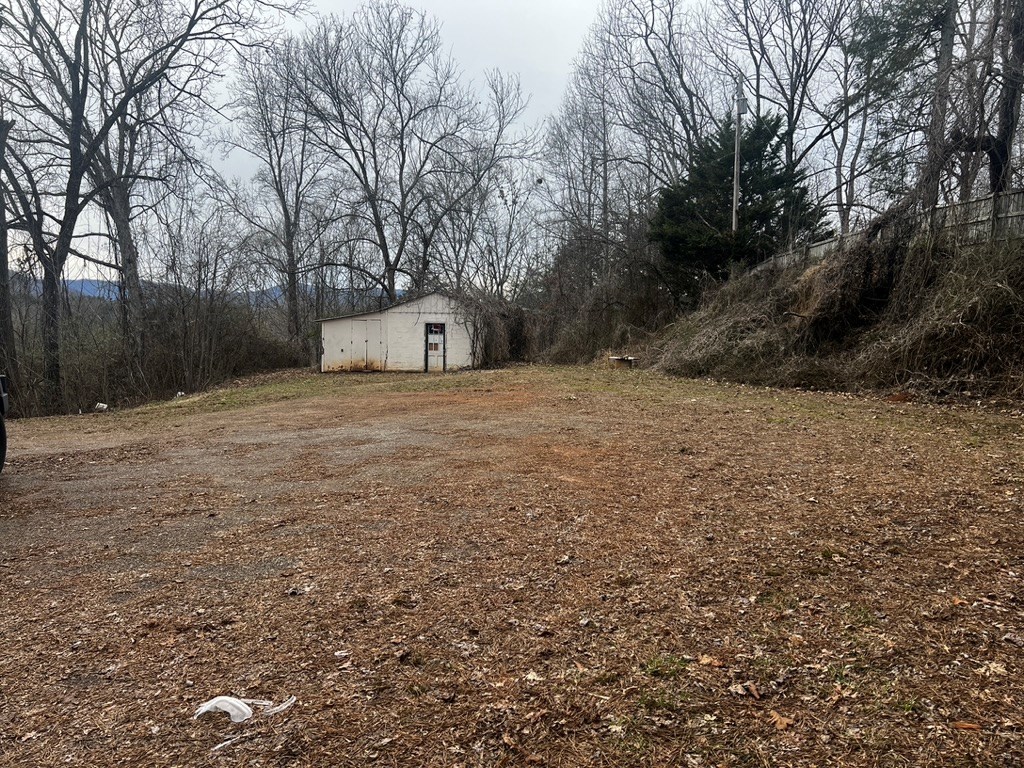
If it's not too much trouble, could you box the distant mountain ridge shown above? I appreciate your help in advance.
[66,279,118,299]
[17,274,400,310]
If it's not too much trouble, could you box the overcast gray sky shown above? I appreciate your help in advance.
[314,0,604,126]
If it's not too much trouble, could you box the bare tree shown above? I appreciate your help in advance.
[146,177,254,392]
[471,167,544,300]
[951,0,1024,198]
[225,36,331,362]
[716,0,849,171]
[544,65,621,291]
[918,0,959,212]
[0,0,298,410]
[424,161,542,299]
[601,0,719,186]
[295,1,528,301]
[821,0,892,233]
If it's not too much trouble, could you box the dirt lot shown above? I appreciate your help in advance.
[0,366,1022,766]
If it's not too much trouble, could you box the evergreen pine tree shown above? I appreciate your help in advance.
[650,114,828,303]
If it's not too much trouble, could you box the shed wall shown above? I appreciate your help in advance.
[320,294,475,372]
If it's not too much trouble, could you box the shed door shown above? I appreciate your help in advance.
[351,319,383,371]
[425,322,446,372]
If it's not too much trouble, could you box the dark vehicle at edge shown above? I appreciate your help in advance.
[0,375,7,473]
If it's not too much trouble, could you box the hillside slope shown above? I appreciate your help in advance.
[655,231,1024,398]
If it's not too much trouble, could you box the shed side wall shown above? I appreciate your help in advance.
[321,295,474,372]
[321,311,389,372]
[384,294,473,371]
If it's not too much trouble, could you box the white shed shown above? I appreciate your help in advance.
[318,292,477,372]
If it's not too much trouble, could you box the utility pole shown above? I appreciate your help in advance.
[732,76,748,233]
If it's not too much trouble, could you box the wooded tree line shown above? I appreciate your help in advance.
[543,0,1024,357]
[1,0,1023,413]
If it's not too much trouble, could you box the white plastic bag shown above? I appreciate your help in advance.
[194,696,254,723]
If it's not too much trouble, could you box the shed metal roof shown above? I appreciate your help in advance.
[316,291,458,323]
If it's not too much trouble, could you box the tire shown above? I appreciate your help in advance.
[0,416,5,475]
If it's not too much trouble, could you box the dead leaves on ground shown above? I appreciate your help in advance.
[769,710,796,731]
[2,367,1024,766]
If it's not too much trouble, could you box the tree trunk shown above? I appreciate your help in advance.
[0,197,19,404]
[0,120,19,402]
[386,268,397,303]
[993,0,1024,194]
[40,258,63,412]
[920,0,958,215]
[104,182,146,392]
[284,240,304,363]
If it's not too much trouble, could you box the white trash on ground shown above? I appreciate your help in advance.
[194,694,298,723]
[262,695,297,716]
[194,696,254,723]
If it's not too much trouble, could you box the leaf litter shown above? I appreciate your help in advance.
[0,367,1022,766]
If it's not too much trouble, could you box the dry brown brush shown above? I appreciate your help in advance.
[656,214,1024,397]
[655,261,845,389]
[543,266,677,364]
[461,294,544,367]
